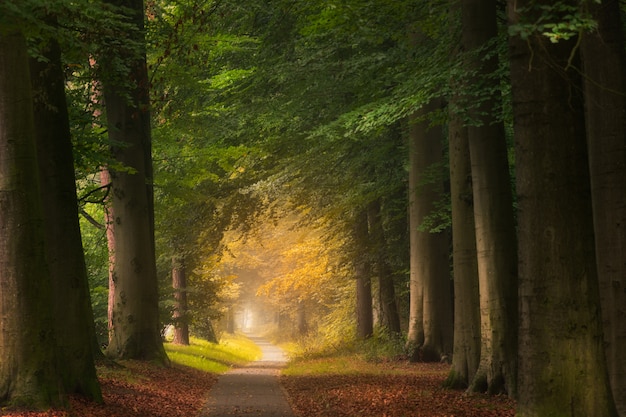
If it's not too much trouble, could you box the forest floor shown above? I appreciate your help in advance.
[282,360,515,417]
[1,360,515,417]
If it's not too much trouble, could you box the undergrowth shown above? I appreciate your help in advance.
[164,333,261,373]
[283,327,410,376]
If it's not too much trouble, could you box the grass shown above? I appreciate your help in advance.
[164,333,262,373]
[281,329,424,377]
[282,353,441,377]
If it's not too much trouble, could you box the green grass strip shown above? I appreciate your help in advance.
[165,333,262,374]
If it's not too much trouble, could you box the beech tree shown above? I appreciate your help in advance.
[368,198,401,334]
[581,1,626,413]
[172,256,190,345]
[406,101,453,361]
[101,0,168,363]
[445,71,481,389]
[354,209,374,339]
[509,0,617,414]
[462,0,517,395]
[30,30,102,400]
[0,28,63,408]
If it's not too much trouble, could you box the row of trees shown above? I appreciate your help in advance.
[191,0,625,415]
[0,0,169,407]
[1,0,625,416]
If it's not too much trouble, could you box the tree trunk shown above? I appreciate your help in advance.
[406,118,424,351]
[172,256,190,345]
[509,2,617,414]
[30,34,102,401]
[463,0,518,396]
[226,306,235,334]
[101,169,116,345]
[445,89,481,388]
[355,209,373,339]
[297,300,308,336]
[581,1,626,414]
[407,102,453,361]
[103,0,168,364]
[0,30,64,408]
[368,199,401,334]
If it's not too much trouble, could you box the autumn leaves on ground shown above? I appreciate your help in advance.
[2,335,514,417]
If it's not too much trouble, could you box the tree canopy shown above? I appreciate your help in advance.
[1,0,625,415]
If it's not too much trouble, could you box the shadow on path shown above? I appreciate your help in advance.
[200,335,294,417]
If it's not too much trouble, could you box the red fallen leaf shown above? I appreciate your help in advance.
[1,361,218,417]
[281,363,516,417]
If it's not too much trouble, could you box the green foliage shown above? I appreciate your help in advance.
[78,0,508,356]
[286,324,407,364]
[79,205,110,344]
[509,0,599,43]
[283,328,410,376]
[358,327,408,362]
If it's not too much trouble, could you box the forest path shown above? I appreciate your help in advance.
[200,334,295,417]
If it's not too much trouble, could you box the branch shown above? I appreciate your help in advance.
[79,207,105,230]
[78,182,111,204]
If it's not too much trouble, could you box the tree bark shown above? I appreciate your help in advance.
[101,169,116,345]
[226,306,235,334]
[463,0,518,396]
[509,1,617,414]
[368,199,401,334]
[581,1,626,414]
[407,102,453,361]
[354,209,373,339]
[172,256,190,345]
[0,30,64,408]
[30,34,102,401]
[445,89,481,388]
[103,0,168,364]
[297,300,308,336]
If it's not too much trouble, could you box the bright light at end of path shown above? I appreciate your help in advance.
[243,307,255,331]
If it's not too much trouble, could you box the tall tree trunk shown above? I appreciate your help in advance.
[103,0,168,364]
[368,199,401,334]
[406,117,424,350]
[226,306,235,334]
[172,256,190,345]
[0,30,64,408]
[297,300,308,336]
[581,1,626,414]
[509,2,617,414]
[30,34,102,401]
[354,209,373,339]
[463,0,518,395]
[101,169,116,345]
[445,89,481,388]
[407,102,453,361]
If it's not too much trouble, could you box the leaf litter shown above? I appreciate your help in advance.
[1,361,515,416]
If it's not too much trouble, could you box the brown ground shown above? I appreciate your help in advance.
[1,361,515,417]
[282,363,516,417]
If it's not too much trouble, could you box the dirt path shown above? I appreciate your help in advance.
[200,335,294,417]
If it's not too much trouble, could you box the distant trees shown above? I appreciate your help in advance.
[3,0,626,414]
[355,209,374,339]
[172,257,190,345]
[406,101,452,361]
